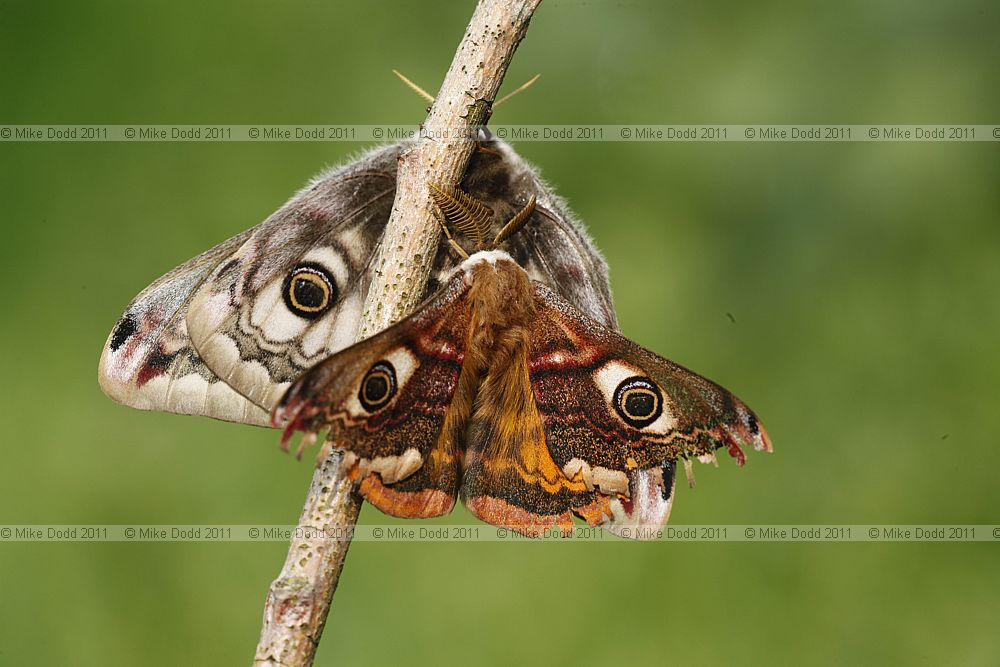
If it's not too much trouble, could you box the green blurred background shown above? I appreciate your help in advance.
[2,0,998,664]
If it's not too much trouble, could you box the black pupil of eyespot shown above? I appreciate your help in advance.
[283,264,337,320]
[613,376,662,429]
[365,375,388,402]
[624,391,655,418]
[293,276,326,308]
[359,361,397,412]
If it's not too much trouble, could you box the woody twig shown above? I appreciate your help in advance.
[252,1,543,664]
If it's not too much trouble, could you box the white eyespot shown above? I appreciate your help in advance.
[344,346,419,418]
[593,361,676,434]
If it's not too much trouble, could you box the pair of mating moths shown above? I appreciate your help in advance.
[99,139,771,538]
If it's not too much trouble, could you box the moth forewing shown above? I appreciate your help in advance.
[272,260,480,519]
[97,228,272,426]
[525,280,771,535]
[99,139,618,428]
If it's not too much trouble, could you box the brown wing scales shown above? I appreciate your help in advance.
[525,282,770,536]
[274,269,474,518]
[275,255,770,538]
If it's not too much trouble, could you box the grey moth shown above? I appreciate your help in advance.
[98,139,617,428]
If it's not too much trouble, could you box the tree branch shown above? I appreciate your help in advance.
[357,0,543,337]
[252,1,542,665]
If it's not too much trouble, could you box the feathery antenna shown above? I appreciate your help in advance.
[429,183,493,250]
[493,196,536,246]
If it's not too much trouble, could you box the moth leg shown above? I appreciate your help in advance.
[682,457,696,488]
[474,140,503,158]
[294,431,317,460]
[433,209,470,259]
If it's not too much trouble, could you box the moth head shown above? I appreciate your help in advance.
[429,182,536,257]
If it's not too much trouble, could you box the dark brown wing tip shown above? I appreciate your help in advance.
[741,403,773,454]
[718,403,772,467]
[271,380,325,452]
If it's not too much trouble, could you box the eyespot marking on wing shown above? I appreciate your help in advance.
[247,246,361,363]
[282,263,337,319]
[343,346,419,418]
[358,361,397,412]
[593,360,677,435]
[613,376,663,429]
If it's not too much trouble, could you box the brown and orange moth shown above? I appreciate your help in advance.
[99,138,770,540]
[273,184,772,539]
